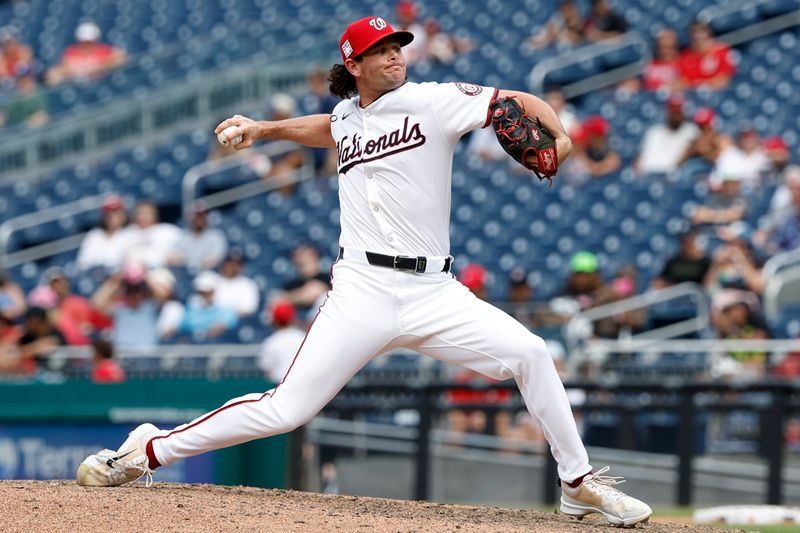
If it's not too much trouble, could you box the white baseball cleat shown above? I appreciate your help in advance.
[76,423,160,487]
[560,466,653,528]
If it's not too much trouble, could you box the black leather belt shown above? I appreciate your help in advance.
[338,247,451,273]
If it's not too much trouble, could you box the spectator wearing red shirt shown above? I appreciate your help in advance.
[0,26,33,81]
[677,22,735,90]
[642,29,681,92]
[91,339,126,384]
[41,267,112,345]
[47,22,126,85]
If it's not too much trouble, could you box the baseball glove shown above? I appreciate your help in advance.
[490,96,558,183]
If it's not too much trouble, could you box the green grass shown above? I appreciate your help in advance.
[654,507,798,532]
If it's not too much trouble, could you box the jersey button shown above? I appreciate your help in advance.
[373,206,379,212]
[388,236,393,242]
[368,174,373,179]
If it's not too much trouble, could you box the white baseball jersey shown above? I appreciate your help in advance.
[331,81,497,257]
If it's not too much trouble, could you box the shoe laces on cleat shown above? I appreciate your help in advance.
[98,450,154,487]
[581,466,626,501]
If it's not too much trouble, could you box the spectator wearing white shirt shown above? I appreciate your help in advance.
[124,200,181,268]
[167,202,228,272]
[258,301,306,383]
[213,248,259,317]
[635,95,699,175]
[76,195,132,271]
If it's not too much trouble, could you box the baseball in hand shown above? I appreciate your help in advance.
[217,126,243,147]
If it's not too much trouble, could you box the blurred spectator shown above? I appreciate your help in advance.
[282,244,332,315]
[530,1,584,50]
[583,0,627,43]
[76,194,132,271]
[642,29,681,92]
[676,22,735,91]
[0,26,33,82]
[17,306,66,369]
[762,136,791,178]
[708,126,770,192]
[0,268,27,320]
[572,116,621,178]
[421,18,473,65]
[258,301,306,383]
[506,267,534,326]
[394,1,427,65]
[171,271,238,341]
[651,230,711,288]
[458,263,488,300]
[705,239,765,301]
[0,312,22,373]
[46,21,127,85]
[91,264,163,348]
[544,88,578,135]
[766,181,800,254]
[592,265,646,338]
[691,174,746,228]
[40,267,111,346]
[261,93,306,192]
[556,251,603,312]
[467,125,510,162]
[303,69,339,175]
[0,65,48,129]
[635,94,699,174]
[148,268,185,341]
[91,339,126,384]
[678,107,731,168]
[759,166,800,248]
[124,200,181,268]
[214,248,260,317]
[167,202,228,271]
[712,295,770,377]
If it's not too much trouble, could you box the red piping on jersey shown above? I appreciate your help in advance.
[146,263,338,465]
[483,88,500,128]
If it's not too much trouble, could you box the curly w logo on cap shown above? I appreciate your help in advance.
[339,16,414,61]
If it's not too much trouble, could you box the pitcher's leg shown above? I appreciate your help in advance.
[150,287,397,466]
[407,279,590,481]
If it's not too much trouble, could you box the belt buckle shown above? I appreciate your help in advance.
[393,255,413,271]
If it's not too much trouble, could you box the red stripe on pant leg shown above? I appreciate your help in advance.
[148,288,334,452]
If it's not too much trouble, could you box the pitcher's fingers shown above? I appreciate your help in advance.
[214,117,241,134]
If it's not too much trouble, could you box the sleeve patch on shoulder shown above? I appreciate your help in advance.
[455,82,483,96]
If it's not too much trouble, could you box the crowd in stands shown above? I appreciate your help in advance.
[0,19,127,130]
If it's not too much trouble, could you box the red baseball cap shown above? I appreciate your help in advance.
[271,301,296,326]
[763,136,788,151]
[459,264,487,291]
[693,107,715,128]
[665,94,684,111]
[101,194,124,212]
[582,115,609,138]
[339,16,414,62]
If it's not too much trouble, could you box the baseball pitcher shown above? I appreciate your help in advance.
[78,16,651,527]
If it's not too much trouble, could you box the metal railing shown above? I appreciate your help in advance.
[180,141,316,221]
[315,381,800,506]
[0,194,106,268]
[0,143,317,269]
[564,282,710,360]
[0,47,334,183]
[528,32,650,98]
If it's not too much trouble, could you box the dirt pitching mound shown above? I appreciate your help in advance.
[0,480,737,532]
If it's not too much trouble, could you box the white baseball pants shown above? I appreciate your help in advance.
[148,255,591,482]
